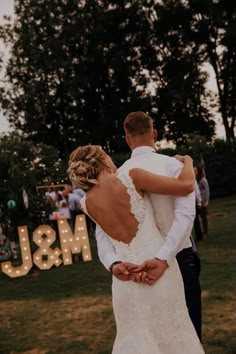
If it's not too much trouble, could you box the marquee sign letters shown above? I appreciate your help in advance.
[1,214,92,278]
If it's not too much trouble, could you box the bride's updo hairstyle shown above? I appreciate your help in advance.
[68,145,108,191]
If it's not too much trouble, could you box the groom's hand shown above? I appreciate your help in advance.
[122,262,148,283]
[135,258,169,285]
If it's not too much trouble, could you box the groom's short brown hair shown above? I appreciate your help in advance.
[124,111,153,136]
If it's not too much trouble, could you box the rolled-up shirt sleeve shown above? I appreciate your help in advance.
[95,224,119,271]
[156,158,196,264]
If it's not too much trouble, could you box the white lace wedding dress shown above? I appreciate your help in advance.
[81,171,205,354]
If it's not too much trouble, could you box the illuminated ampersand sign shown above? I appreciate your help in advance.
[33,225,62,270]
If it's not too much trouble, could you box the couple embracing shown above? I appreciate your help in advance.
[68,111,204,353]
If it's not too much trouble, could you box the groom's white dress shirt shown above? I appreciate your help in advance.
[96,146,195,269]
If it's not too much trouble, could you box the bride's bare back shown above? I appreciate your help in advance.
[68,146,194,243]
[85,173,140,244]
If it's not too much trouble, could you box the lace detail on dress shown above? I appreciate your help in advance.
[116,171,146,230]
[80,171,204,354]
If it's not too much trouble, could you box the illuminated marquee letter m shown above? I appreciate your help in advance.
[57,214,92,265]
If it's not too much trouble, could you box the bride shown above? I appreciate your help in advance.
[68,145,204,354]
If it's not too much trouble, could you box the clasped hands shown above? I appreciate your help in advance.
[112,258,168,286]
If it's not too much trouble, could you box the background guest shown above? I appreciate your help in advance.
[194,180,204,242]
[194,166,210,239]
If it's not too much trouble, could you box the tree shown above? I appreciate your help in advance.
[0,0,217,153]
[0,132,66,241]
[1,0,153,156]
[189,0,236,141]
[140,0,215,145]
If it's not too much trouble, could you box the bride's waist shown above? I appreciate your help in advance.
[113,234,164,262]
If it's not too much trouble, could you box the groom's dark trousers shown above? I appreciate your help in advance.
[176,247,202,341]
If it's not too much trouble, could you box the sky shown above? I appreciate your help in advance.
[0,0,14,133]
[0,0,225,139]
[0,0,14,18]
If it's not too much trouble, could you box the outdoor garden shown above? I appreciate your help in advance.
[0,194,235,354]
[0,1,236,353]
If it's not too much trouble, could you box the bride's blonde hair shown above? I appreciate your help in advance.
[68,145,108,191]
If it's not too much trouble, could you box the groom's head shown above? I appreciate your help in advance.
[124,111,157,150]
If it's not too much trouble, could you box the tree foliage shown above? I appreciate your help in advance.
[142,0,215,145]
[0,132,67,239]
[1,0,230,155]
[188,0,236,142]
[1,0,152,155]
[160,137,236,198]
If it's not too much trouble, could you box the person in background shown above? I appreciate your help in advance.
[194,166,210,239]
[73,187,95,235]
[45,186,63,208]
[73,187,86,199]
[60,185,84,230]
[194,180,204,242]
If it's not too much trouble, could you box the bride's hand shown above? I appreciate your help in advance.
[122,262,148,283]
[112,262,143,281]
[174,154,192,163]
[122,262,145,273]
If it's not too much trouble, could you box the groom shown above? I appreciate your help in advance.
[96,111,202,340]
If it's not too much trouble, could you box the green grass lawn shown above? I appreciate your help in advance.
[0,195,235,354]
[197,195,236,354]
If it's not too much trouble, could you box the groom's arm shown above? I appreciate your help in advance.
[156,192,195,264]
[155,158,195,265]
[138,159,196,285]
